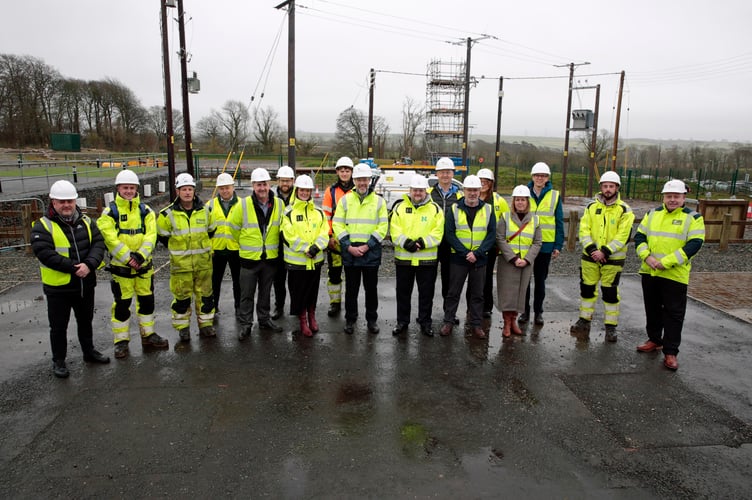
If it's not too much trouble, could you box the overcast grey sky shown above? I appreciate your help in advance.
[2,0,751,143]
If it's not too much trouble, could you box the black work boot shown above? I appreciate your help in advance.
[605,325,618,342]
[53,360,69,378]
[328,302,341,317]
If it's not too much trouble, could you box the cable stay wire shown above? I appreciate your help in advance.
[630,52,752,77]
[247,11,287,112]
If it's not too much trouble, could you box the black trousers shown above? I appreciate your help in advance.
[396,264,438,328]
[481,248,498,313]
[344,266,379,323]
[47,288,95,362]
[273,257,287,312]
[287,267,322,316]
[524,251,552,315]
[212,250,240,312]
[437,240,452,299]
[641,274,688,356]
[443,262,485,328]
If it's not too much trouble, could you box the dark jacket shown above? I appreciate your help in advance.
[31,205,105,296]
[444,198,497,268]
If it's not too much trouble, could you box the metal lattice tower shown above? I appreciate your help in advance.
[425,59,466,164]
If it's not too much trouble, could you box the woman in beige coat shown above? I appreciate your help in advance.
[496,185,542,337]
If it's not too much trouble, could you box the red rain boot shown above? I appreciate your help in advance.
[307,305,319,333]
[299,312,312,337]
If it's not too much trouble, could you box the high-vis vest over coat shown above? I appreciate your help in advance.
[530,188,560,244]
[450,203,493,252]
[231,195,284,260]
[207,194,240,251]
[503,212,539,260]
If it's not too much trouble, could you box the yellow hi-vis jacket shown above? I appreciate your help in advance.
[157,198,213,273]
[35,216,93,285]
[281,197,329,270]
[579,194,635,262]
[230,195,284,261]
[389,194,444,266]
[488,192,510,222]
[97,194,156,271]
[332,189,389,267]
[530,188,560,244]
[450,203,493,252]
[503,211,540,260]
[634,204,705,285]
[207,194,240,251]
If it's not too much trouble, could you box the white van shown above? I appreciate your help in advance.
[374,169,418,210]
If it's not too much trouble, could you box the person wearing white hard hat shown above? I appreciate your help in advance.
[332,163,388,335]
[520,161,564,326]
[281,175,329,337]
[634,179,705,371]
[98,170,168,359]
[429,157,463,305]
[477,168,510,319]
[496,185,542,338]
[439,175,497,339]
[31,180,109,378]
[570,171,635,343]
[271,165,295,320]
[229,167,286,339]
[389,174,445,337]
[157,172,216,341]
[322,156,355,317]
[207,172,241,319]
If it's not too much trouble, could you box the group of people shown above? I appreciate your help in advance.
[31,157,704,379]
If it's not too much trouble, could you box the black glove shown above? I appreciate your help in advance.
[130,252,145,265]
[416,237,425,250]
[404,238,418,252]
[308,245,320,257]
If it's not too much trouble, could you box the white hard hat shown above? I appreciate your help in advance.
[251,168,271,183]
[409,174,429,190]
[277,165,294,179]
[661,179,687,194]
[175,173,196,189]
[512,185,531,198]
[49,180,78,200]
[599,171,621,185]
[352,164,372,179]
[531,162,551,176]
[435,157,455,171]
[294,175,314,189]
[335,156,354,169]
[115,169,140,186]
[463,175,482,189]
[477,168,494,181]
[216,173,234,187]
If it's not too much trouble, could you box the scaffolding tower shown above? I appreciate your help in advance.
[425,59,466,164]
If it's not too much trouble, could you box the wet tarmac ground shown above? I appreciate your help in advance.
[1,275,751,498]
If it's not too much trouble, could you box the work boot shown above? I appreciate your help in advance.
[307,306,319,333]
[327,302,341,317]
[259,320,283,332]
[534,313,545,325]
[510,312,523,335]
[298,312,312,337]
[570,318,591,339]
[518,311,530,323]
[367,321,380,334]
[178,328,190,342]
[142,333,169,348]
[83,349,110,364]
[272,305,284,320]
[344,322,355,335]
[114,341,130,359]
[53,360,69,379]
[392,323,408,336]
[501,312,512,338]
[238,326,252,341]
[605,324,618,343]
[471,326,486,339]
[420,324,434,337]
[199,325,217,338]
[440,322,453,337]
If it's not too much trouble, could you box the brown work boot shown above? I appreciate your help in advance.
[471,326,486,339]
[114,341,130,359]
[198,325,216,338]
[440,322,453,336]
[663,354,679,370]
[636,340,662,352]
[142,333,169,348]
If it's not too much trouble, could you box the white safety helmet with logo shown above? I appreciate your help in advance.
[435,157,456,171]
[251,168,271,183]
[277,165,295,179]
[216,172,234,187]
[512,185,531,198]
[409,174,429,190]
[599,171,621,185]
[661,179,687,194]
[49,180,78,200]
[477,168,495,182]
[463,175,482,189]
[352,164,372,179]
[294,175,314,190]
[175,173,196,189]
[335,156,354,169]
[531,162,551,176]
[115,169,140,186]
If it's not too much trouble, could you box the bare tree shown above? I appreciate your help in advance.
[373,116,390,159]
[211,100,249,151]
[398,96,424,158]
[335,107,366,157]
[578,129,612,167]
[296,135,320,156]
[195,114,225,153]
[252,106,283,153]
[145,106,184,151]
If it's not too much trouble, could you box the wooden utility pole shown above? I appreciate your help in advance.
[557,61,589,200]
[275,0,296,170]
[161,0,177,199]
[367,68,374,158]
[493,76,504,186]
[611,70,626,171]
[177,0,194,177]
[588,84,601,198]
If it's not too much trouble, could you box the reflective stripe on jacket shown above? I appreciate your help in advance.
[281,197,329,270]
[390,195,444,265]
[157,200,213,272]
[207,195,240,251]
[98,194,157,270]
[530,188,560,244]
[451,203,493,252]
[579,194,634,261]
[230,195,284,260]
[634,205,705,284]
[504,212,539,260]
